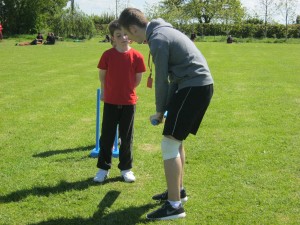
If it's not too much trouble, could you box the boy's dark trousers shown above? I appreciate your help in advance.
[97,103,135,171]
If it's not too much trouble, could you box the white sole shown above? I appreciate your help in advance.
[121,175,136,183]
[93,175,108,183]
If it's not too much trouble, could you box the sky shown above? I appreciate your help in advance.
[68,0,160,16]
[70,0,300,23]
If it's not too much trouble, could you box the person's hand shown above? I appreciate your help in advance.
[150,112,164,126]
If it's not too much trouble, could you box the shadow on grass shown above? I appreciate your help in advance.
[0,178,98,203]
[28,190,157,225]
[32,144,95,158]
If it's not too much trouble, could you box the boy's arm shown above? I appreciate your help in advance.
[135,73,143,88]
[99,69,106,101]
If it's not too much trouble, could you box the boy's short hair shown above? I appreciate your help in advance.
[108,19,121,37]
[118,8,148,31]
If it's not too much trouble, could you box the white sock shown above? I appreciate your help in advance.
[168,200,181,209]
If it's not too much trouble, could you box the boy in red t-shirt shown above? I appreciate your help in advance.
[93,19,146,183]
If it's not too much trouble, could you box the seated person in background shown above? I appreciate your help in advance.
[101,34,110,42]
[36,32,43,44]
[45,33,51,42]
[16,32,44,46]
[105,34,110,42]
[44,32,55,45]
[190,32,196,42]
[227,35,233,44]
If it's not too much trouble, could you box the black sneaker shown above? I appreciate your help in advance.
[146,201,186,220]
[152,189,188,204]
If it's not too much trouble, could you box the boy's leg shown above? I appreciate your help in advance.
[97,103,119,170]
[118,105,135,171]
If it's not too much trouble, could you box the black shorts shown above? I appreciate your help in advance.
[163,84,213,141]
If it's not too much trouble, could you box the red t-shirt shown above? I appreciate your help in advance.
[97,48,146,105]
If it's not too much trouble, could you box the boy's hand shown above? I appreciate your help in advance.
[150,112,164,126]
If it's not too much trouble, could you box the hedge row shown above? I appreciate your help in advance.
[178,23,300,39]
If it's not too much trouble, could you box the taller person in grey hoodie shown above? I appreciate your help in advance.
[119,8,214,220]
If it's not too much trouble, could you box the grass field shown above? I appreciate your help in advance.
[0,39,299,225]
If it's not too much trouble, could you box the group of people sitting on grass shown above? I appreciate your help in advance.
[16,32,56,46]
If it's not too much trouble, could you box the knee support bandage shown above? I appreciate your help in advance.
[161,137,181,160]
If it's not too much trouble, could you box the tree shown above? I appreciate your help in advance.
[184,0,221,24]
[179,0,244,25]
[92,13,115,35]
[52,5,95,38]
[0,0,69,34]
[145,0,245,26]
[145,0,189,26]
[244,18,264,24]
[38,0,69,32]
[0,0,95,38]
[278,0,298,39]
[0,0,40,34]
[258,0,278,37]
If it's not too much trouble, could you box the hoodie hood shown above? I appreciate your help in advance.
[146,18,173,41]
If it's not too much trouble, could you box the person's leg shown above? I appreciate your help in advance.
[151,142,187,203]
[146,136,186,220]
[179,143,185,189]
[166,85,213,194]
[117,105,136,182]
[118,105,135,171]
[148,85,213,220]
[159,88,192,205]
[94,104,118,182]
[30,39,37,45]
[163,136,182,202]
[17,42,31,46]
[97,103,118,170]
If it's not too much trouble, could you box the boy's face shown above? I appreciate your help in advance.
[112,29,129,47]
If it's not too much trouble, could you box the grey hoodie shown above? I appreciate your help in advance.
[146,18,214,113]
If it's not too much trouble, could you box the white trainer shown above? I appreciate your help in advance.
[93,169,109,183]
[121,170,136,182]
